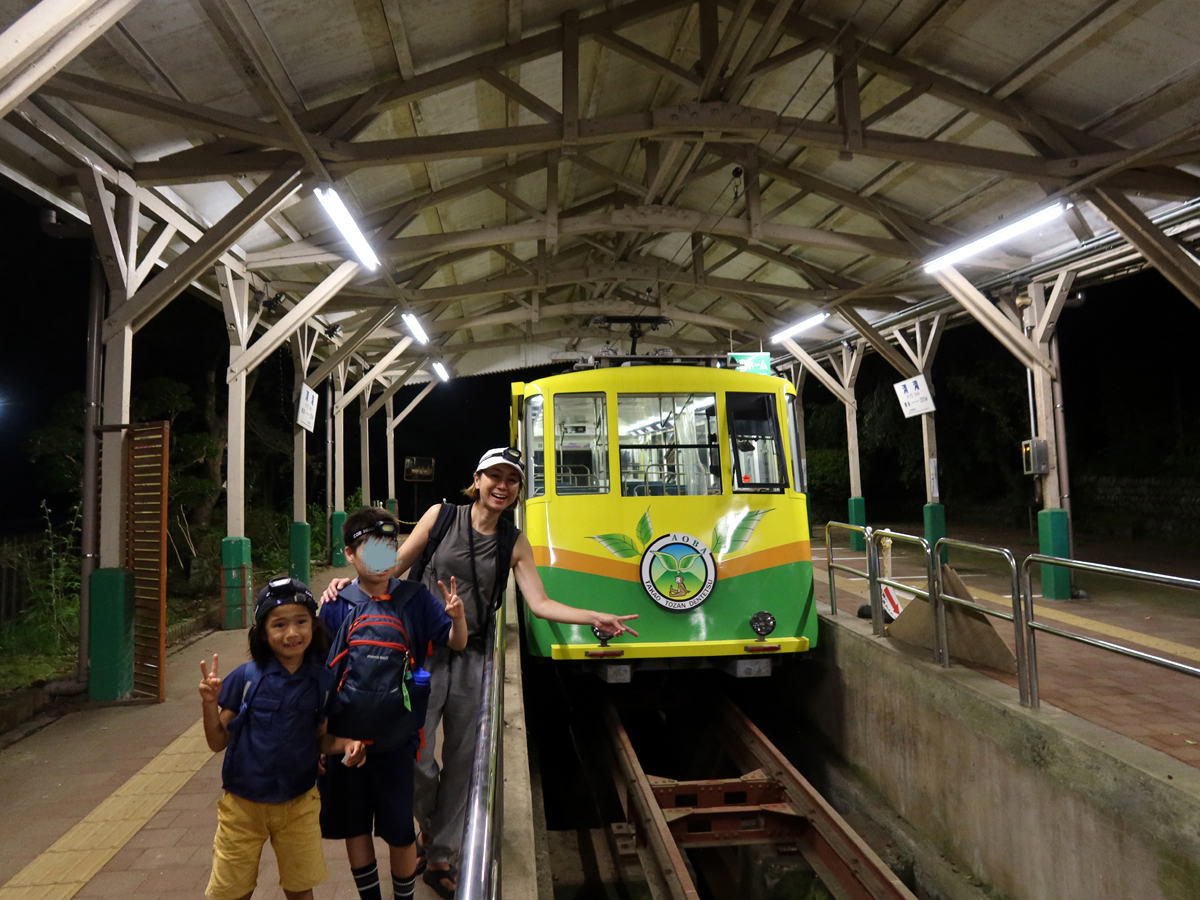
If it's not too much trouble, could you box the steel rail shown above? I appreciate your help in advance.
[457,603,506,900]
[604,697,917,900]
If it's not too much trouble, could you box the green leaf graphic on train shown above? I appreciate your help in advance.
[590,507,654,558]
[711,509,773,555]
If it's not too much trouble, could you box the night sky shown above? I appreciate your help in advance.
[0,184,1197,538]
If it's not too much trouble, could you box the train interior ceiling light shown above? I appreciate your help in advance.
[314,186,380,270]
[923,204,1068,273]
[770,313,830,344]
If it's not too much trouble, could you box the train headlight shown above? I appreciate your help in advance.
[591,625,614,647]
[750,611,776,641]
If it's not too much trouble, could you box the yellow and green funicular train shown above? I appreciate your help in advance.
[511,359,816,676]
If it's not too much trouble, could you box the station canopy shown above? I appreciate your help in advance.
[4,0,1199,384]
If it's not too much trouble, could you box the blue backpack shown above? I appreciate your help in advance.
[326,585,431,753]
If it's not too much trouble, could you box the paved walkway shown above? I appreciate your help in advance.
[815,533,1200,768]
[0,565,446,900]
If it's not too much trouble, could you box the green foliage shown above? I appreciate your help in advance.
[26,393,85,495]
[307,502,328,563]
[131,375,195,426]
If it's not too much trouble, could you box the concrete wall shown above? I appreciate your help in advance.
[783,613,1200,900]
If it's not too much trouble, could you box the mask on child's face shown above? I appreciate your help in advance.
[358,537,398,575]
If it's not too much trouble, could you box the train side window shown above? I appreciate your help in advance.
[526,394,545,496]
[727,392,787,493]
[554,393,609,494]
[617,394,721,496]
[786,394,805,493]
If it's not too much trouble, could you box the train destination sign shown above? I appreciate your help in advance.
[640,533,718,612]
[404,456,435,482]
[893,374,936,418]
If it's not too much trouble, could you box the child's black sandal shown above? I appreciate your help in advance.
[422,863,458,899]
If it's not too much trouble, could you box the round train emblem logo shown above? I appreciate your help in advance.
[640,533,717,612]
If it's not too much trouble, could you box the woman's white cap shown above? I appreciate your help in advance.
[476,447,524,479]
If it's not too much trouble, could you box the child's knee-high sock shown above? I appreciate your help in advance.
[351,862,382,900]
[392,872,416,900]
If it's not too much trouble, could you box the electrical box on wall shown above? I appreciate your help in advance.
[1022,439,1050,475]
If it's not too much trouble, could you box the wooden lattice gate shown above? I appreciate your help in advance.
[126,422,169,701]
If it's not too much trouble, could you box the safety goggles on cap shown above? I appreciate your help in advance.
[345,519,399,546]
[476,446,524,479]
[253,576,317,624]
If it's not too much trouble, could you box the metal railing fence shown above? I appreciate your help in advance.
[822,524,1200,712]
[457,601,506,900]
[1020,554,1200,710]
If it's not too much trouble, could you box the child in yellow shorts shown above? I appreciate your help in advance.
[199,577,367,900]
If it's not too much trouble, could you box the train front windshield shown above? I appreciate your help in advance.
[617,393,721,497]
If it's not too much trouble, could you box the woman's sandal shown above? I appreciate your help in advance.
[422,863,458,899]
[414,841,427,876]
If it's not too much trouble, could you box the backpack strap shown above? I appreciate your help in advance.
[408,503,457,585]
[490,518,520,612]
[238,661,263,714]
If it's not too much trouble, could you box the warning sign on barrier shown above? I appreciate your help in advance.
[881,585,908,619]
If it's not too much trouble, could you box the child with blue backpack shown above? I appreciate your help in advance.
[319,507,467,900]
[198,576,366,900]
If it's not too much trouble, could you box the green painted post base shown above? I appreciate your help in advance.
[88,568,134,701]
[924,503,947,565]
[848,496,866,551]
[290,522,311,586]
[331,511,348,566]
[386,498,397,515]
[222,537,253,629]
[1037,508,1071,600]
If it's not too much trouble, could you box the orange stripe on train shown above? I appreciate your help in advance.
[531,540,811,581]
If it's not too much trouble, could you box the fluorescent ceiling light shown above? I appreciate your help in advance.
[924,203,1066,273]
[432,361,451,382]
[314,186,380,270]
[770,312,830,344]
[402,313,429,344]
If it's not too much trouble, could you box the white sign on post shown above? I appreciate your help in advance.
[296,383,319,433]
[893,374,936,418]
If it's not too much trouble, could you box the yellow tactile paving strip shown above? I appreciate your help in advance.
[0,720,210,900]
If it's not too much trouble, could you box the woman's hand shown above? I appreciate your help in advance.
[592,613,639,637]
[343,740,367,768]
[321,578,353,604]
[437,577,465,622]
[198,654,222,704]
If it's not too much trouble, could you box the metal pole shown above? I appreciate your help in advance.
[77,251,104,685]
[1049,335,1075,561]
[325,376,333,549]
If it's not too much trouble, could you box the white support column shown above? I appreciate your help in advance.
[359,392,371,507]
[98,325,131,567]
[1026,283,1061,509]
[845,400,862,497]
[293,423,305,521]
[334,365,345,512]
[921,415,940,504]
[385,395,396,502]
[227,362,247,537]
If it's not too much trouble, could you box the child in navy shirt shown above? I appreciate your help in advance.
[199,577,366,900]
[319,508,466,900]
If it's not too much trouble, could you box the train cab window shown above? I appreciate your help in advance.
[617,394,721,496]
[786,394,805,493]
[526,394,545,496]
[554,393,609,494]
[727,392,787,493]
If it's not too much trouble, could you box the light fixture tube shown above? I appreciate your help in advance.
[314,186,380,270]
[923,203,1065,273]
[432,361,450,382]
[402,313,429,344]
[769,312,830,344]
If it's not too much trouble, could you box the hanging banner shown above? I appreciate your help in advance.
[893,374,936,418]
[296,383,319,432]
[727,352,771,375]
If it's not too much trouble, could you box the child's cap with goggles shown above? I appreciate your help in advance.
[345,519,400,546]
[476,446,524,479]
[254,576,317,624]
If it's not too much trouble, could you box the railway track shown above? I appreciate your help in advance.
[603,697,916,900]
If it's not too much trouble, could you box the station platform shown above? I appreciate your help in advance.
[0,566,447,900]
[814,527,1200,769]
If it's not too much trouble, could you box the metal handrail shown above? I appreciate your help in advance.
[870,530,945,661]
[824,521,873,617]
[1020,554,1200,710]
[935,538,1031,705]
[457,601,506,900]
